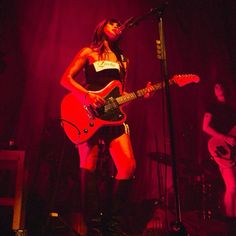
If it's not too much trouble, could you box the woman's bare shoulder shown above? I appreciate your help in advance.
[78,47,94,57]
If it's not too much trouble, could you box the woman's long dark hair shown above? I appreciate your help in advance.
[90,18,127,84]
[91,18,122,56]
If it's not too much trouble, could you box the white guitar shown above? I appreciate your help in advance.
[208,126,236,167]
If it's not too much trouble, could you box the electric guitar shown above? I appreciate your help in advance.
[208,126,236,167]
[61,74,200,144]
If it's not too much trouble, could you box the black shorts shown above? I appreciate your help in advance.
[87,124,127,147]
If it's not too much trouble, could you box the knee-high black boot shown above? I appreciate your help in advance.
[80,168,103,236]
[104,179,131,236]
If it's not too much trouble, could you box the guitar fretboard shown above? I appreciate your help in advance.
[116,78,175,105]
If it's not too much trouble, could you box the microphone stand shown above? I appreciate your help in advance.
[122,4,188,234]
[154,6,188,235]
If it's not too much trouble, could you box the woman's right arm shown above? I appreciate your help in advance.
[60,47,105,107]
[60,47,92,102]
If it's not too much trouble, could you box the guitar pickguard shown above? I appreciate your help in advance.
[93,86,125,121]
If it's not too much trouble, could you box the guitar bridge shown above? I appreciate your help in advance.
[83,105,95,119]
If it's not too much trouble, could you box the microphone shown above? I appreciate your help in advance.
[115,16,136,35]
[115,1,169,35]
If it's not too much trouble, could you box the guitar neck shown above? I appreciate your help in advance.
[116,78,175,106]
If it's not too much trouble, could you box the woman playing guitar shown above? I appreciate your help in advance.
[60,18,154,236]
[60,17,200,236]
[202,81,236,221]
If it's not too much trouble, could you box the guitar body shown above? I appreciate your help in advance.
[208,126,236,168]
[61,74,200,144]
[61,80,126,144]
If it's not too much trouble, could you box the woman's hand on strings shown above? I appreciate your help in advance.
[144,81,154,98]
[85,92,105,108]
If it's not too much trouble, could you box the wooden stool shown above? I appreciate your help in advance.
[0,150,27,235]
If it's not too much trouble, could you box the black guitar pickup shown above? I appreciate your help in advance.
[216,145,228,156]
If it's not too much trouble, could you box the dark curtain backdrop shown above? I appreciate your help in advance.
[1,0,236,204]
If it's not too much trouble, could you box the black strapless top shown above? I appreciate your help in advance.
[85,60,122,90]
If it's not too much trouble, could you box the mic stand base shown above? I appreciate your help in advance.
[168,220,189,236]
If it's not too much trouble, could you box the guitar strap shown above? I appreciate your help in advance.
[119,54,128,91]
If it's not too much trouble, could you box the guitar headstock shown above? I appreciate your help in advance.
[172,74,200,87]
